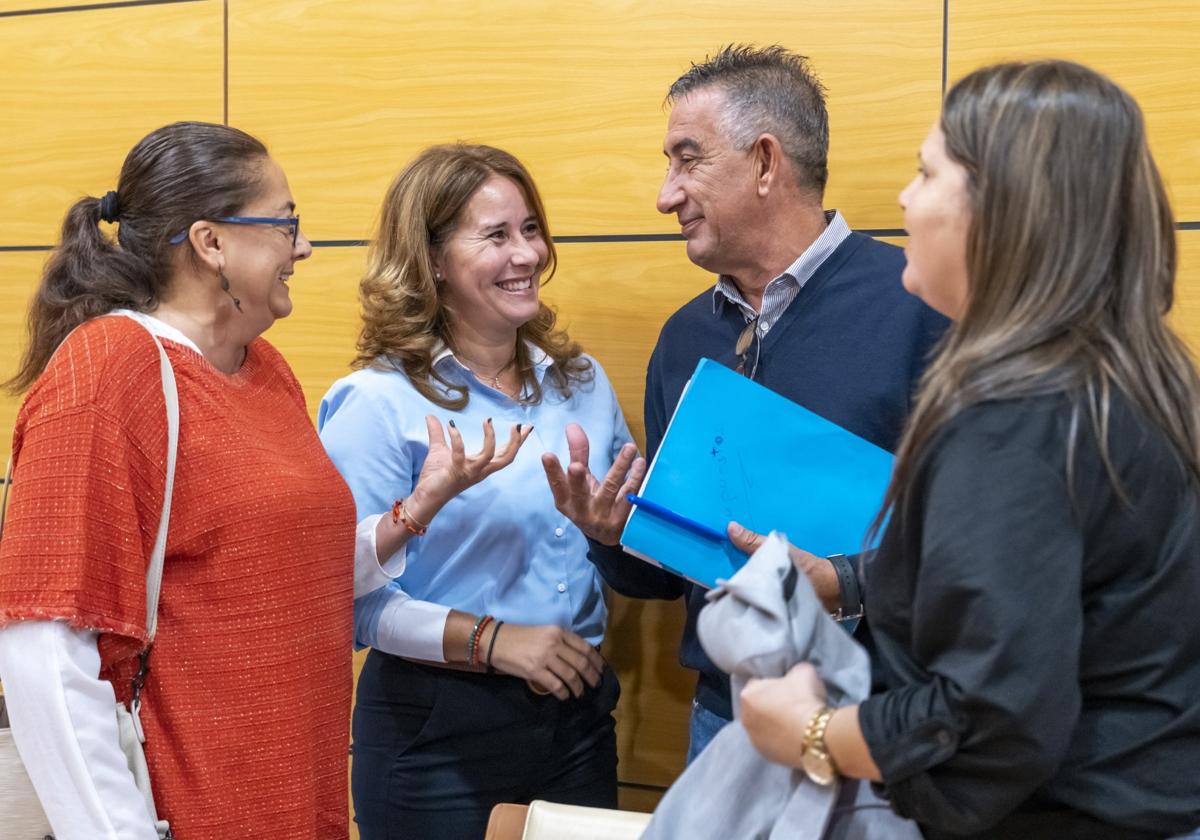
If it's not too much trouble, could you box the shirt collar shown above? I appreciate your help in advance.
[712,209,851,317]
[432,339,552,378]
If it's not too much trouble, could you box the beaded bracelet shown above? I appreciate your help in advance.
[391,498,429,536]
[467,614,493,666]
[485,620,504,673]
[471,615,493,666]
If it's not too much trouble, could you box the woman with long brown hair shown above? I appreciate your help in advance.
[738,61,1200,838]
[318,144,634,839]
[0,122,355,839]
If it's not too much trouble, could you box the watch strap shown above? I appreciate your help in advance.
[827,553,864,621]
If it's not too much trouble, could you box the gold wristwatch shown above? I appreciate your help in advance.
[801,706,838,785]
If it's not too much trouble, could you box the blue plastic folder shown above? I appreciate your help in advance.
[619,358,894,588]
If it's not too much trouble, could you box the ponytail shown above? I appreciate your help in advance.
[5,121,268,393]
[6,195,158,393]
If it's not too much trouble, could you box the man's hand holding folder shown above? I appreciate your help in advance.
[541,417,846,615]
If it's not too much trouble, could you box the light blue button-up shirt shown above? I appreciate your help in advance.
[318,346,632,660]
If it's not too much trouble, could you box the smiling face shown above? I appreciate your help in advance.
[898,126,972,320]
[657,86,760,276]
[435,175,549,341]
[219,156,312,331]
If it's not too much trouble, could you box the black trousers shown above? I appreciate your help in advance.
[351,650,620,840]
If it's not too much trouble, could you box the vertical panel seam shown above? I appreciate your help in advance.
[222,0,229,125]
[941,0,949,98]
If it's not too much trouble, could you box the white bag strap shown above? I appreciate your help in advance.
[141,326,179,644]
[0,458,11,539]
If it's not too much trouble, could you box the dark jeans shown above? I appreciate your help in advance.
[351,650,619,840]
[686,698,730,765]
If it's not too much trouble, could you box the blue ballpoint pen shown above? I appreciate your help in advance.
[626,494,726,542]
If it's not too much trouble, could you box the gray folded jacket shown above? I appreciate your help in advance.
[641,534,920,840]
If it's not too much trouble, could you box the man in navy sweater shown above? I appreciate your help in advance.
[542,45,947,760]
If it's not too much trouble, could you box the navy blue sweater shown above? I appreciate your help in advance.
[590,232,948,720]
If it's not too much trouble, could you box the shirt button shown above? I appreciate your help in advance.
[936,730,953,747]
[556,583,567,593]
[554,527,565,538]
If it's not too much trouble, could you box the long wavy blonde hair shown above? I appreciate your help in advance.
[354,144,591,408]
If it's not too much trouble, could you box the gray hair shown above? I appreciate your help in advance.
[667,44,829,194]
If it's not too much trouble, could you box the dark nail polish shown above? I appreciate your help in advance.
[487,417,492,424]
[448,419,456,428]
[516,423,523,433]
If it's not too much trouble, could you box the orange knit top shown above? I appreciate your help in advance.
[0,316,355,839]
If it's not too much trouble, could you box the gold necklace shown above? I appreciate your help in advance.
[458,351,518,394]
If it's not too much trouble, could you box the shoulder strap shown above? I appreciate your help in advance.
[0,458,11,540]
[141,326,179,644]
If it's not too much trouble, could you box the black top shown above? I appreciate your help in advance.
[858,390,1200,838]
[588,232,948,718]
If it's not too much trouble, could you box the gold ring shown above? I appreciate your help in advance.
[526,679,552,696]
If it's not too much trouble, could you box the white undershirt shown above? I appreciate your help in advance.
[0,621,157,840]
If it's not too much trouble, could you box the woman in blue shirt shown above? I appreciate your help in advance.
[318,144,636,839]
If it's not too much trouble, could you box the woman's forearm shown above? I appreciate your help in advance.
[826,704,882,781]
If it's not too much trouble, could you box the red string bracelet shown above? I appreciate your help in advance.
[391,498,428,536]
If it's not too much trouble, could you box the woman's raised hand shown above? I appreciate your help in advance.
[413,416,533,510]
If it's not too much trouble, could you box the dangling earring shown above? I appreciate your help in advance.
[220,271,242,312]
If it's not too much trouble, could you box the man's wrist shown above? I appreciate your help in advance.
[826,553,863,621]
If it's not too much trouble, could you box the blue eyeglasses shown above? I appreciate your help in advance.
[168,215,301,246]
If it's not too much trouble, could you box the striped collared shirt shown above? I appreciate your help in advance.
[712,209,852,336]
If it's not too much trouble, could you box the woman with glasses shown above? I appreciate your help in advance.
[738,60,1200,839]
[0,121,355,839]
[318,144,634,839]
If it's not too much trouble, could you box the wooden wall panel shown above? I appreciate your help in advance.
[0,253,46,452]
[543,242,713,448]
[604,593,689,789]
[946,0,1200,219]
[1170,232,1200,354]
[264,246,366,417]
[228,0,940,242]
[0,1,223,246]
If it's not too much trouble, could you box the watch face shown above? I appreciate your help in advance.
[802,748,837,786]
